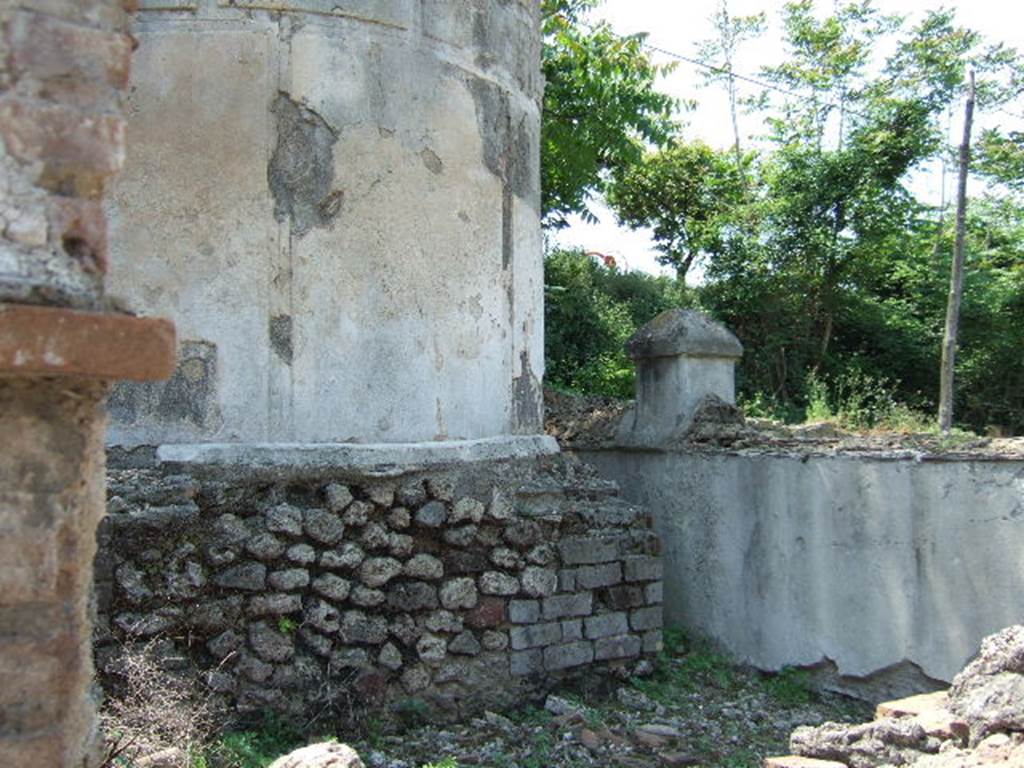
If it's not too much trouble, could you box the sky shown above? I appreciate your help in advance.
[553,0,1024,277]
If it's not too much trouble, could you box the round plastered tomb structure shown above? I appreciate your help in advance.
[106,0,544,447]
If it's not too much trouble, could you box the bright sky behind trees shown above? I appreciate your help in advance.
[555,0,1024,277]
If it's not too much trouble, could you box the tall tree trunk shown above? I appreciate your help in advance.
[938,71,975,432]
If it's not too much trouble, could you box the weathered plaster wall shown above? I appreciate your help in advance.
[95,454,663,721]
[107,0,545,446]
[580,448,1024,690]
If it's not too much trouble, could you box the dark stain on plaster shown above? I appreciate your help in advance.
[269,314,294,365]
[466,76,537,206]
[512,349,542,432]
[268,93,342,238]
[109,340,221,432]
[420,147,444,175]
[502,185,513,270]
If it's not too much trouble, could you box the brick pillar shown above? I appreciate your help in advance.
[0,2,176,765]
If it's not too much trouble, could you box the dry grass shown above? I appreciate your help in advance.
[99,638,221,767]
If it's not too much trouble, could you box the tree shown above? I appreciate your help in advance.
[607,142,745,283]
[541,0,678,228]
[938,72,975,431]
[695,1,766,171]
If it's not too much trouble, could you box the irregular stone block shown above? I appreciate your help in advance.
[594,634,641,661]
[304,598,340,634]
[246,532,286,561]
[630,606,663,632]
[479,571,519,596]
[269,568,310,591]
[324,483,353,513]
[387,508,411,529]
[343,501,372,526]
[544,641,594,671]
[286,543,317,565]
[403,557,444,581]
[449,497,485,524]
[359,557,402,588]
[576,562,623,590]
[214,562,266,591]
[249,621,294,663]
[449,630,481,656]
[521,566,557,597]
[559,536,620,565]
[585,612,629,640]
[321,543,365,570]
[350,586,386,607]
[415,500,447,528]
[312,573,351,602]
[466,596,507,629]
[511,649,543,676]
[340,611,388,645]
[416,633,447,664]
[303,508,345,545]
[249,593,302,616]
[623,555,663,582]
[388,582,439,612]
[265,504,303,537]
[510,622,562,650]
[542,592,593,620]
[440,577,478,610]
[509,599,540,624]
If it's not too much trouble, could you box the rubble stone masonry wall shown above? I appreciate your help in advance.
[95,454,664,722]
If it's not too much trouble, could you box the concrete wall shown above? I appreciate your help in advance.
[107,0,545,447]
[581,448,1024,687]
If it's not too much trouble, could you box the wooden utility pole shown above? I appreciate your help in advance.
[938,70,976,432]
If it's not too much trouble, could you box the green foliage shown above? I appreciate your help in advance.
[632,632,738,705]
[420,760,458,768]
[545,1,1024,433]
[541,0,678,227]
[762,667,816,706]
[393,698,431,728]
[544,248,691,397]
[276,617,297,635]
[609,142,746,282]
[209,715,305,768]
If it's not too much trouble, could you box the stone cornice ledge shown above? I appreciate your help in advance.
[0,303,176,381]
[157,435,561,478]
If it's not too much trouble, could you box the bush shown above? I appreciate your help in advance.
[544,248,691,398]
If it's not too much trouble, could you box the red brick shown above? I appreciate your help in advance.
[0,98,125,195]
[47,197,109,274]
[8,12,133,91]
[0,304,176,382]
[466,596,507,628]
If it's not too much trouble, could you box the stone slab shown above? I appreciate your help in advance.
[0,304,176,381]
[157,435,560,477]
[765,758,846,768]
[876,690,949,719]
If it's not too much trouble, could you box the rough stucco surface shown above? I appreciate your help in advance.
[580,448,1024,687]
[107,0,545,446]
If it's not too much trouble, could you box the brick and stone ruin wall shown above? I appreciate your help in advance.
[95,455,663,721]
[0,1,175,765]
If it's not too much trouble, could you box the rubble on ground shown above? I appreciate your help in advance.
[775,625,1024,768]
